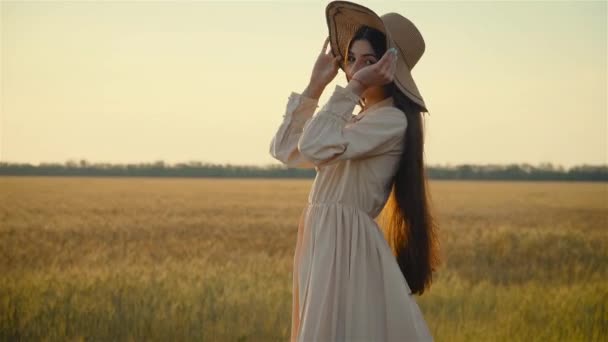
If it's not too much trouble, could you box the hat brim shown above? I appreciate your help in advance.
[326,1,387,70]
[325,1,428,112]
[393,51,427,111]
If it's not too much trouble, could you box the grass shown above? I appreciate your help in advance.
[0,177,606,341]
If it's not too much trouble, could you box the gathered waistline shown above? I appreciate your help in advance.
[306,201,372,217]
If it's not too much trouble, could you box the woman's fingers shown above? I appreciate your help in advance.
[333,56,341,68]
[379,49,397,71]
[351,47,398,86]
[378,49,398,81]
[387,52,397,72]
[377,49,391,67]
[322,36,330,55]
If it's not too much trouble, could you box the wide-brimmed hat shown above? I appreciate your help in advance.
[326,1,428,112]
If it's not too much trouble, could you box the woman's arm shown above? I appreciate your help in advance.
[270,35,398,169]
[268,90,320,169]
[297,84,407,168]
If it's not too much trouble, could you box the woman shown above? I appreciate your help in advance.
[269,1,440,341]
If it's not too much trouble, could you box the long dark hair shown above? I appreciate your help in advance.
[348,26,441,295]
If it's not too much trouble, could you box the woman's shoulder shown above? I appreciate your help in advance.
[361,104,407,126]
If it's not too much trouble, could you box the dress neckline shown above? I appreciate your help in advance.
[353,96,395,121]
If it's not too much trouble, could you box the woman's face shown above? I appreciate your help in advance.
[345,39,379,82]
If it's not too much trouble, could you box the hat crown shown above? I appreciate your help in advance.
[381,13,425,70]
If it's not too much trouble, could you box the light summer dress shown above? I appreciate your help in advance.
[269,84,433,342]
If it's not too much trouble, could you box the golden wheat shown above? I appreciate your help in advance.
[0,177,606,341]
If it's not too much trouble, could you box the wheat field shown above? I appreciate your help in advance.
[0,176,606,341]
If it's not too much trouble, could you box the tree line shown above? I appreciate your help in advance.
[0,160,606,181]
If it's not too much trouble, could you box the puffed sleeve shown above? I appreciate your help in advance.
[269,92,320,169]
[297,84,407,167]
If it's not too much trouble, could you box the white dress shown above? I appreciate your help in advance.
[269,85,433,341]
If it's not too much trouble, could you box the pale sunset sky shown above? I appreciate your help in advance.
[1,0,606,168]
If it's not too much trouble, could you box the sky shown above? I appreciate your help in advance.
[1,0,606,168]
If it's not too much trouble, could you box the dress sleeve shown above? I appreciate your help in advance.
[297,84,407,167]
[269,92,320,169]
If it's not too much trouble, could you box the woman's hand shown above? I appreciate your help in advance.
[351,47,398,90]
[304,37,342,99]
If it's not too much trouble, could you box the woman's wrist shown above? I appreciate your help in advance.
[346,78,366,97]
[302,83,325,100]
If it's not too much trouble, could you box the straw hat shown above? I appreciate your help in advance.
[326,1,428,112]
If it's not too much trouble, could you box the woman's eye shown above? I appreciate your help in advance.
[347,56,376,65]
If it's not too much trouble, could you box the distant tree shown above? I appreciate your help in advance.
[0,160,605,181]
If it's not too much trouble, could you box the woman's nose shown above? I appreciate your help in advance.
[347,60,362,78]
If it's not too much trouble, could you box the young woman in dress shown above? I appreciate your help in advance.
[270,1,440,340]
